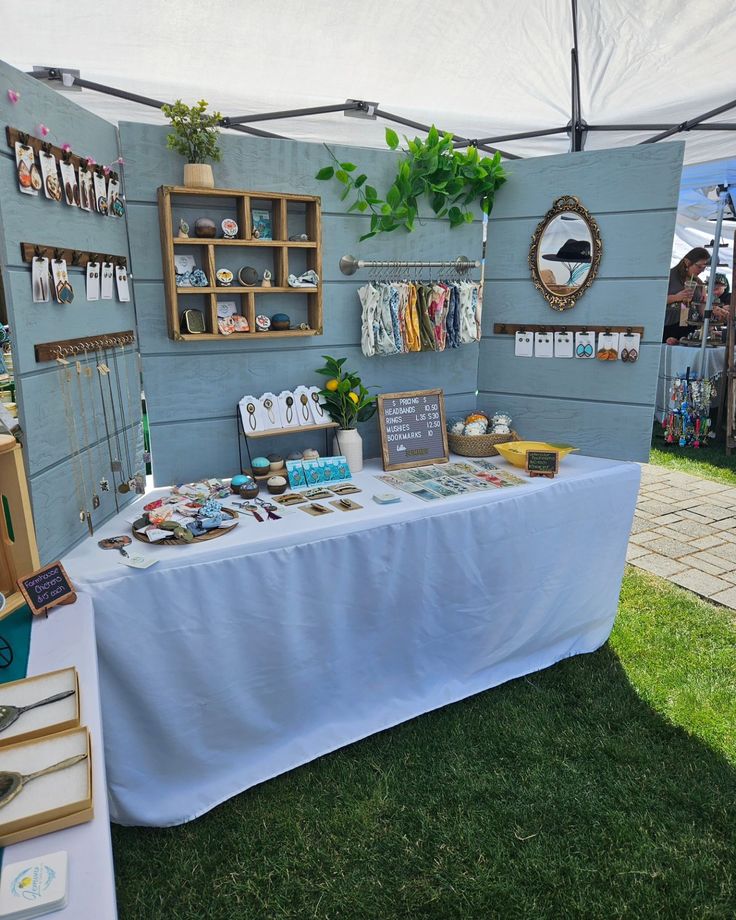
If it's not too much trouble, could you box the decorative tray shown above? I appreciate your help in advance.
[132,507,238,546]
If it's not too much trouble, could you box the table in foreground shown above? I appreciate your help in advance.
[64,455,640,827]
[3,597,117,918]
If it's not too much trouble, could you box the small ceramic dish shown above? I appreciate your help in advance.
[239,483,260,499]
[230,474,251,493]
[268,454,285,472]
[216,268,234,286]
[267,476,288,495]
[271,313,291,331]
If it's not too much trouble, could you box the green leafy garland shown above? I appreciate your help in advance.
[316,126,507,241]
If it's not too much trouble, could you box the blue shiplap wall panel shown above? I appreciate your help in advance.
[478,143,684,462]
[0,60,142,562]
[119,123,483,484]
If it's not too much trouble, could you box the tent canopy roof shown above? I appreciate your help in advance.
[0,0,734,164]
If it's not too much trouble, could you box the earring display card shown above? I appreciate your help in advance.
[31,257,50,303]
[308,386,327,422]
[514,332,534,357]
[597,332,620,360]
[574,331,595,359]
[93,172,108,215]
[620,332,641,363]
[86,262,100,301]
[15,143,40,196]
[100,263,114,300]
[278,391,301,429]
[108,177,124,217]
[554,331,574,358]
[115,265,131,302]
[534,332,554,357]
[59,159,79,207]
[51,260,74,305]
[239,395,267,433]
[39,151,62,202]
[78,166,93,211]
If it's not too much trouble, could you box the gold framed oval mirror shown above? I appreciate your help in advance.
[529,196,602,311]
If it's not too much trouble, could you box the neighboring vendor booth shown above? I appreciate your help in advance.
[0,52,688,917]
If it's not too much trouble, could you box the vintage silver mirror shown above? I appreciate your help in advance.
[529,196,602,311]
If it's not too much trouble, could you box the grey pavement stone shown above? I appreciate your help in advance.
[630,553,687,578]
[670,570,733,598]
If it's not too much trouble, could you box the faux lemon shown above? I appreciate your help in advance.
[348,392,359,404]
[325,379,339,392]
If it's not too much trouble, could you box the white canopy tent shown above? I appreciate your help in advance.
[0,0,735,164]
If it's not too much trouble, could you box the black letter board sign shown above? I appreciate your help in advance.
[17,561,77,616]
[377,389,449,471]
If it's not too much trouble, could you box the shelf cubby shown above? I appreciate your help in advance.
[158,186,323,341]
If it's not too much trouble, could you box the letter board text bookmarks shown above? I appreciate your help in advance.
[378,390,449,471]
[17,562,77,616]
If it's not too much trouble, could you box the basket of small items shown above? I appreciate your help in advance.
[447,411,519,457]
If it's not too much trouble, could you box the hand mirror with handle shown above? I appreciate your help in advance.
[0,752,87,809]
[0,689,76,734]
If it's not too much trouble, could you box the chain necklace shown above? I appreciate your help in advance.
[74,359,100,510]
[95,349,120,513]
[111,344,134,487]
[58,359,92,534]
[103,347,128,493]
[120,343,145,493]
[84,361,109,498]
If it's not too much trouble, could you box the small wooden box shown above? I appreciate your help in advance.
[0,726,92,847]
[0,667,80,749]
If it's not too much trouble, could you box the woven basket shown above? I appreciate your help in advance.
[447,430,519,458]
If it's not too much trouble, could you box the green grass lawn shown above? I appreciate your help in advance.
[650,424,736,485]
[111,569,736,920]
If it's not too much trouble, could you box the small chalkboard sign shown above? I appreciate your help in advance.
[17,561,77,616]
[378,389,449,471]
[525,450,559,478]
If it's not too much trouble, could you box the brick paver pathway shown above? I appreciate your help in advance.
[630,464,736,608]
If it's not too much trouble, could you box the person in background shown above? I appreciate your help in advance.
[712,273,731,310]
[664,248,728,343]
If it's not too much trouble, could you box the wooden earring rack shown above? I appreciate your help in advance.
[34,331,135,364]
[21,242,127,269]
[493,323,645,336]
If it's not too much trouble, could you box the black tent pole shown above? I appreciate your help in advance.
[373,107,519,159]
[453,126,569,147]
[640,97,736,143]
[222,102,363,127]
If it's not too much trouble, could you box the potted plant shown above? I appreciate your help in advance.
[162,99,222,189]
[315,355,376,472]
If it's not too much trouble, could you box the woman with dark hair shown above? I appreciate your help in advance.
[663,247,709,343]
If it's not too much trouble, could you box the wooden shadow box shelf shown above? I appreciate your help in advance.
[158,186,322,341]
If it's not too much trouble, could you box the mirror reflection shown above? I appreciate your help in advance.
[537,213,593,295]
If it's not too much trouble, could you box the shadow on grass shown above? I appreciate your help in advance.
[112,644,736,920]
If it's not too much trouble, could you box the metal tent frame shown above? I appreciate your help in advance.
[26,0,736,161]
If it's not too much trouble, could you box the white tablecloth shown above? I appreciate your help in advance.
[3,596,117,919]
[64,455,640,827]
[656,344,728,422]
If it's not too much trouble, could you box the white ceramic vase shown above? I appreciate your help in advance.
[183,163,214,188]
[333,427,363,473]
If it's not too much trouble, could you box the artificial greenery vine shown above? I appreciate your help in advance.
[315,126,506,240]
[162,99,223,164]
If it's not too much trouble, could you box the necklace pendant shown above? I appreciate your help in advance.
[118,481,130,494]
[100,477,110,492]
[111,459,123,472]
[79,510,86,523]
[85,511,94,536]
[92,494,101,509]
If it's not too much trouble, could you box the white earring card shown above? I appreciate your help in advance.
[78,166,93,211]
[294,385,317,425]
[239,395,267,434]
[597,332,620,359]
[39,151,61,202]
[15,143,39,196]
[86,262,100,301]
[258,392,282,430]
[59,159,79,207]
[115,264,131,302]
[93,171,108,215]
[31,257,50,303]
[554,331,574,358]
[100,262,114,300]
[534,331,554,357]
[515,332,534,357]
[574,331,595,359]
[278,391,302,429]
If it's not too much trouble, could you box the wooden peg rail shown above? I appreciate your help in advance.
[34,330,135,364]
[493,323,645,336]
[21,242,127,269]
[6,127,119,181]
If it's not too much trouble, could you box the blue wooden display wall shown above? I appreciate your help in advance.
[119,123,482,485]
[0,61,141,563]
[478,143,684,461]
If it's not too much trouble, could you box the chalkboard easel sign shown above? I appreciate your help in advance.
[17,561,77,617]
[525,450,559,478]
[377,389,449,471]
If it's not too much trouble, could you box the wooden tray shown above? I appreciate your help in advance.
[132,507,238,546]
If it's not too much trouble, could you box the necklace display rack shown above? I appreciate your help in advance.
[236,406,337,475]
[35,331,140,533]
